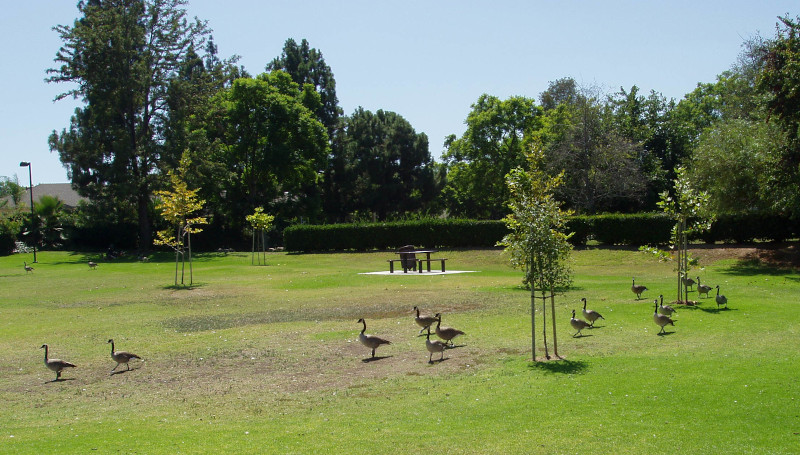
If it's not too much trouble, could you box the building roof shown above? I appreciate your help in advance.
[3,183,87,209]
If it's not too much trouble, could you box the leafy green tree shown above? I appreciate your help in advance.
[442,94,542,218]
[34,195,69,249]
[499,147,573,361]
[0,176,25,255]
[757,14,800,217]
[154,152,207,286]
[326,108,436,221]
[657,166,714,304]
[541,84,646,213]
[48,0,210,253]
[196,71,329,230]
[246,207,275,265]
[267,38,341,135]
[688,119,783,214]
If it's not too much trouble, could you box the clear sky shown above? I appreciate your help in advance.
[1,0,796,185]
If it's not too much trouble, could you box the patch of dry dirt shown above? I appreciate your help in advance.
[689,242,800,269]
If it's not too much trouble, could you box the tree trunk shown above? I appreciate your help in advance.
[541,289,549,359]
[530,287,536,362]
[174,225,180,286]
[138,191,151,255]
[188,230,193,286]
[550,287,559,358]
[251,230,255,265]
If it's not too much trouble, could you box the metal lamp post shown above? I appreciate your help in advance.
[19,161,37,263]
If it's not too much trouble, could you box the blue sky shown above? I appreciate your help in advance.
[1,0,796,184]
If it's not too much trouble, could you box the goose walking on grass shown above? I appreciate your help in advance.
[40,344,76,381]
[631,277,648,300]
[108,339,141,373]
[357,318,391,359]
[413,306,438,335]
[434,313,465,346]
[425,327,446,363]
[658,295,677,316]
[24,261,34,273]
[581,298,604,327]
[653,300,675,335]
[682,274,696,291]
[570,309,591,337]
[88,261,98,270]
[697,277,712,298]
[715,285,728,309]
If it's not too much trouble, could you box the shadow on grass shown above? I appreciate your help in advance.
[161,283,206,291]
[528,359,588,375]
[722,258,797,277]
[361,355,392,363]
[697,306,736,314]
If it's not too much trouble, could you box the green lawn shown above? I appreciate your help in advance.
[1,247,798,454]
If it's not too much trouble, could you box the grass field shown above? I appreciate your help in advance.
[1,245,799,454]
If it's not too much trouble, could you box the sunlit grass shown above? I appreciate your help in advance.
[1,246,798,454]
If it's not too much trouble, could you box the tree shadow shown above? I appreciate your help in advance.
[161,283,206,291]
[528,358,588,375]
[697,306,736,314]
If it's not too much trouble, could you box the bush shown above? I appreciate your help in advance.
[697,213,799,243]
[282,212,800,252]
[283,219,509,252]
[592,213,673,245]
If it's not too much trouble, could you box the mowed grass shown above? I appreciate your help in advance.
[1,246,799,454]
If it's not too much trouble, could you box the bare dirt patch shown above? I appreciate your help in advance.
[689,242,800,269]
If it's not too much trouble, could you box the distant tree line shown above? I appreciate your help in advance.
[3,1,799,253]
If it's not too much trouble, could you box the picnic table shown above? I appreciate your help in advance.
[388,248,448,273]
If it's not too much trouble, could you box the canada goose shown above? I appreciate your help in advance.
[715,285,728,309]
[653,300,675,334]
[697,277,712,298]
[24,261,34,273]
[570,309,591,337]
[108,339,141,373]
[356,318,391,358]
[40,344,76,381]
[88,261,98,269]
[413,306,438,335]
[581,298,604,327]
[434,313,465,346]
[425,328,446,363]
[658,294,677,316]
[631,278,648,299]
[682,274,696,291]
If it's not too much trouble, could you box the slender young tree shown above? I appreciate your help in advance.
[154,152,207,286]
[499,147,573,361]
[246,207,275,265]
[657,166,714,304]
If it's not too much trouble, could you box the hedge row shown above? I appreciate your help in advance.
[283,219,507,252]
[283,212,800,252]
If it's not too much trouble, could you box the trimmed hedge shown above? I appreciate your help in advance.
[283,219,508,252]
[283,213,800,252]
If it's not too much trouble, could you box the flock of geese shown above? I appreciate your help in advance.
[572,275,730,338]
[39,339,141,382]
[356,306,466,363]
[36,266,732,378]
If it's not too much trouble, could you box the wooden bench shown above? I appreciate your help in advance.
[417,258,447,273]
[388,259,416,273]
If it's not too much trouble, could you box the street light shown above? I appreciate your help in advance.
[19,161,37,263]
